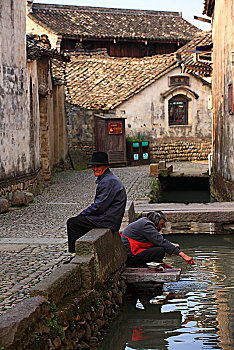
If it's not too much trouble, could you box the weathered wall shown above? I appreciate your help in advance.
[27,60,41,173]
[0,228,127,350]
[53,84,68,165]
[38,57,54,181]
[116,67,212,161]
[65,103,96,156]
[37,59,68,181]
[0,1,40,192]
[211,0,234,201]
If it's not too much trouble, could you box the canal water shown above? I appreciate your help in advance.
[100,234,234,350]
[159,176,211,203]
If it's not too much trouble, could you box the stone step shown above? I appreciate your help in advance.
[134,202,234,223]
[122,267,181,283]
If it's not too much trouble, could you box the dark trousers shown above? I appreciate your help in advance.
[126,247,165,267]
[67,214,97,253]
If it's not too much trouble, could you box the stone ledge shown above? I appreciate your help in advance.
[136,203,234,223]
[122,267,181,283]
[72,254,97,288]
[120,200,136,231]
[0,296,48,348]
[75,228,127,283]
[159,210,234,223]
[30,263,82,304]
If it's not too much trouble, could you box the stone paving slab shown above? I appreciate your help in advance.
[122,268,181,283]
[0,244,28,252]
[135,200,234,209]
[0,238,67,244]
[135,202,234,222]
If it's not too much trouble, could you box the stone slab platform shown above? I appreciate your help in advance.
[122,268,181,283]
[134,201,234,223]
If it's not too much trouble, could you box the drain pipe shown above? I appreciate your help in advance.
[208,153,213,175]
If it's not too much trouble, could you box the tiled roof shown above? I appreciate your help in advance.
[53,53,178,110]
[29,3,200,42]
[52,31,211,110]
[176,30,212,60]
[27,34,69,61]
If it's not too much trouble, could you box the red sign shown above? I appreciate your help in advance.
[108,122,122,135]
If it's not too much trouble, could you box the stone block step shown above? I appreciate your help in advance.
[122,267,181,283]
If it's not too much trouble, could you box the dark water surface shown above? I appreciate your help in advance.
[160,189,210,203]
[100,234,234,350]
[159,177,211,203]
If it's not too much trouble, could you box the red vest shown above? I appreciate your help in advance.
[121,233,154,256]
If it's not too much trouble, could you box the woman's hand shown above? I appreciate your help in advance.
[179,252,195,265]
[162,261,173,269]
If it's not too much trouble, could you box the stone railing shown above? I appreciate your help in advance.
[0,228,127,350]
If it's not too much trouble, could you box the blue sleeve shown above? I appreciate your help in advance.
[80,181,115,216]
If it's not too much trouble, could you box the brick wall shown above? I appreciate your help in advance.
[151,138,212,162]
[0,172,42,198]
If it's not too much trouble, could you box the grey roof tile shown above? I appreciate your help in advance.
[52,31,211,110]
[29,3,200,42]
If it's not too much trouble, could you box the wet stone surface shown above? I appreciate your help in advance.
[0,165,153,315]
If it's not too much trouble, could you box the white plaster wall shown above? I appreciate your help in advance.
[116,67,212,141]
[0,0,39,179]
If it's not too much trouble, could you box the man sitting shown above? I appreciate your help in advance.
[121,211,195,267]
[67,151,127,253]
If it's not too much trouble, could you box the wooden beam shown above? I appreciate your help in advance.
[194,16,211,23]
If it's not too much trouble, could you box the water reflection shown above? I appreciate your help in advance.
[100,235,234,350]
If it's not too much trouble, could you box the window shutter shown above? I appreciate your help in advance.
[228,83,233,115]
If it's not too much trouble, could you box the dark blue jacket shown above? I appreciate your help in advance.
[80,169,127,232]
[121,217,180,257]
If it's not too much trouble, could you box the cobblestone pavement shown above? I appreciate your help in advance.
[0,162,209,315]
[0,165,154,315]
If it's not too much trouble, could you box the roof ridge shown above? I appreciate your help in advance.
[33,3,181,17]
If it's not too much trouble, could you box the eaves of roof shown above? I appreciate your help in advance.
[203,0,215,17]
[27,35,69,62]
[29,3,200,42]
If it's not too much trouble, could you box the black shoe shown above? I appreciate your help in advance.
[63,256,75,264]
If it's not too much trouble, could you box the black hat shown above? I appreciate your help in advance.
[89,151,109,165]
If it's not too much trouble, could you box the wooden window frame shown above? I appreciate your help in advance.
[228,83,233,115]
[168,95,188,126]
